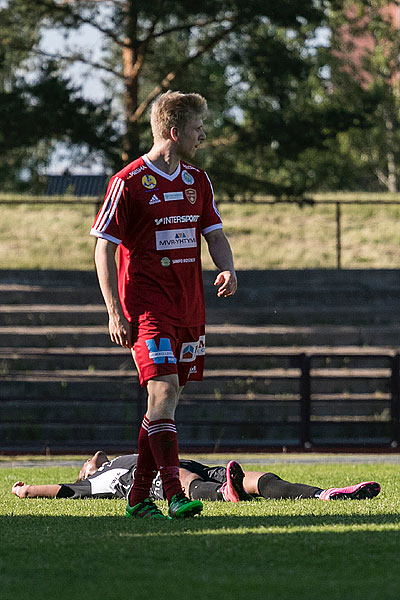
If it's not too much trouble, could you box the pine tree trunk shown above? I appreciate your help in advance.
[387,149,397,193]
[385,112,397,193]
[121,5,141,163]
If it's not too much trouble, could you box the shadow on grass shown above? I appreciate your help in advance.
[3,513,400,600]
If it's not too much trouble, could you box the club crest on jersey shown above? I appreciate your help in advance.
[185,188,197,204]
[182,170,195,185]
[142,174,157,189]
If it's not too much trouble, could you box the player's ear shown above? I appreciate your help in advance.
[170,126,179,142]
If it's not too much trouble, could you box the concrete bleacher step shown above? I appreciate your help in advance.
[1,395,389,426]
[0,305,106,327]
[2,324,400,348]
[1,268,399,450]
[1,367,392,397]
[0,345,396,372]
[1,382,391,451]
[206,305,400,326]
[2,303,400,327]
[2,268,400,311]
[0,284,102,306]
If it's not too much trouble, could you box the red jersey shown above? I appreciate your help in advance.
[90,155,223,327]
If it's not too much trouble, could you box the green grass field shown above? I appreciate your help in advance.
[1,194,400,269]
[1,456,400,600]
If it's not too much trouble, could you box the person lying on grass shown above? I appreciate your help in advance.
[12,451,381,506]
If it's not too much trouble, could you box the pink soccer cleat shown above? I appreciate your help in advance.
[219,460,253,502]
[319,481,380,501]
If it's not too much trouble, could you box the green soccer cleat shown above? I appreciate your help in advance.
[168,493,203,518]
[126,497,168,519]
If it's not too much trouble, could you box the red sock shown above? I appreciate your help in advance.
[148,418,183,503]
[128,416,158,506]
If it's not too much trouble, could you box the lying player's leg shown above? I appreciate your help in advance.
[180,461,252,502]
[179,468,222,500]
[243,470,380,500]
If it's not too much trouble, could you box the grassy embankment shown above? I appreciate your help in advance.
[1,192,400,269]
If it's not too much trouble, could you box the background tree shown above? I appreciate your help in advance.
[3,0,376,196]
[0,0,118,190]
[312,0,400,192]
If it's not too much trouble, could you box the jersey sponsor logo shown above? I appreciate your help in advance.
[180,343,197,362]
[142,174,157,189]
[164,191,184,202]
[179,335,206,362]
[127,165,147,179]
[182,163,200,172]
[182,170,195,185]
[185,188,197,204]
[145,338,176,364]
[149,194,161,205]
[197,335,206,356]
[160,256,171,267]
[154,215,200,226]
[172,257,196,264]
[155,228,197,250]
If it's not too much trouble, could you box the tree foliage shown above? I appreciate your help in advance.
[3,0,383,196]
[310,0,400,192]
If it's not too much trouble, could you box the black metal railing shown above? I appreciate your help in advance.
[1,350,399,453]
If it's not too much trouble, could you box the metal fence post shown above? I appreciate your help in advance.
[390,353,400,447]
[336,202,342,269]
[299,353,312,448]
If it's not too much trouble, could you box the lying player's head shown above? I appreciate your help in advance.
[78,450,109,480]
[150,91,207,145]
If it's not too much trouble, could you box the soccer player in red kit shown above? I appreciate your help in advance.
[90,91,237,519]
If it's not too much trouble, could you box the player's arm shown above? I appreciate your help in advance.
[12,481,61,498]
[94,238,132,348]
[203,228,237,297]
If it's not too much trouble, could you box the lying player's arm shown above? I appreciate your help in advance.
[203,228,237,297]
[12,481,61,499]
[94,238,132,347]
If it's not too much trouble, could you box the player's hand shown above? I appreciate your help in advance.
[12,481,27,498]
[108,312,132,348]
[214,270,237,298]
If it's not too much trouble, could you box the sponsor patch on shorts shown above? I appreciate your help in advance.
[180,335,206,362]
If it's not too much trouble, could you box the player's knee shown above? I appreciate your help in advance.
[147,376,179,417]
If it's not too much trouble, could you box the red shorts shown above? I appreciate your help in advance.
[131,318,205,387]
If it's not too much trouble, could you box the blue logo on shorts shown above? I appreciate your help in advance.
[145,338,177,364]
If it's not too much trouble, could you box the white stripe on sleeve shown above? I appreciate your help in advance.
[89,229,122,244]
[202,223,223,235]
[93,177,124,234]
